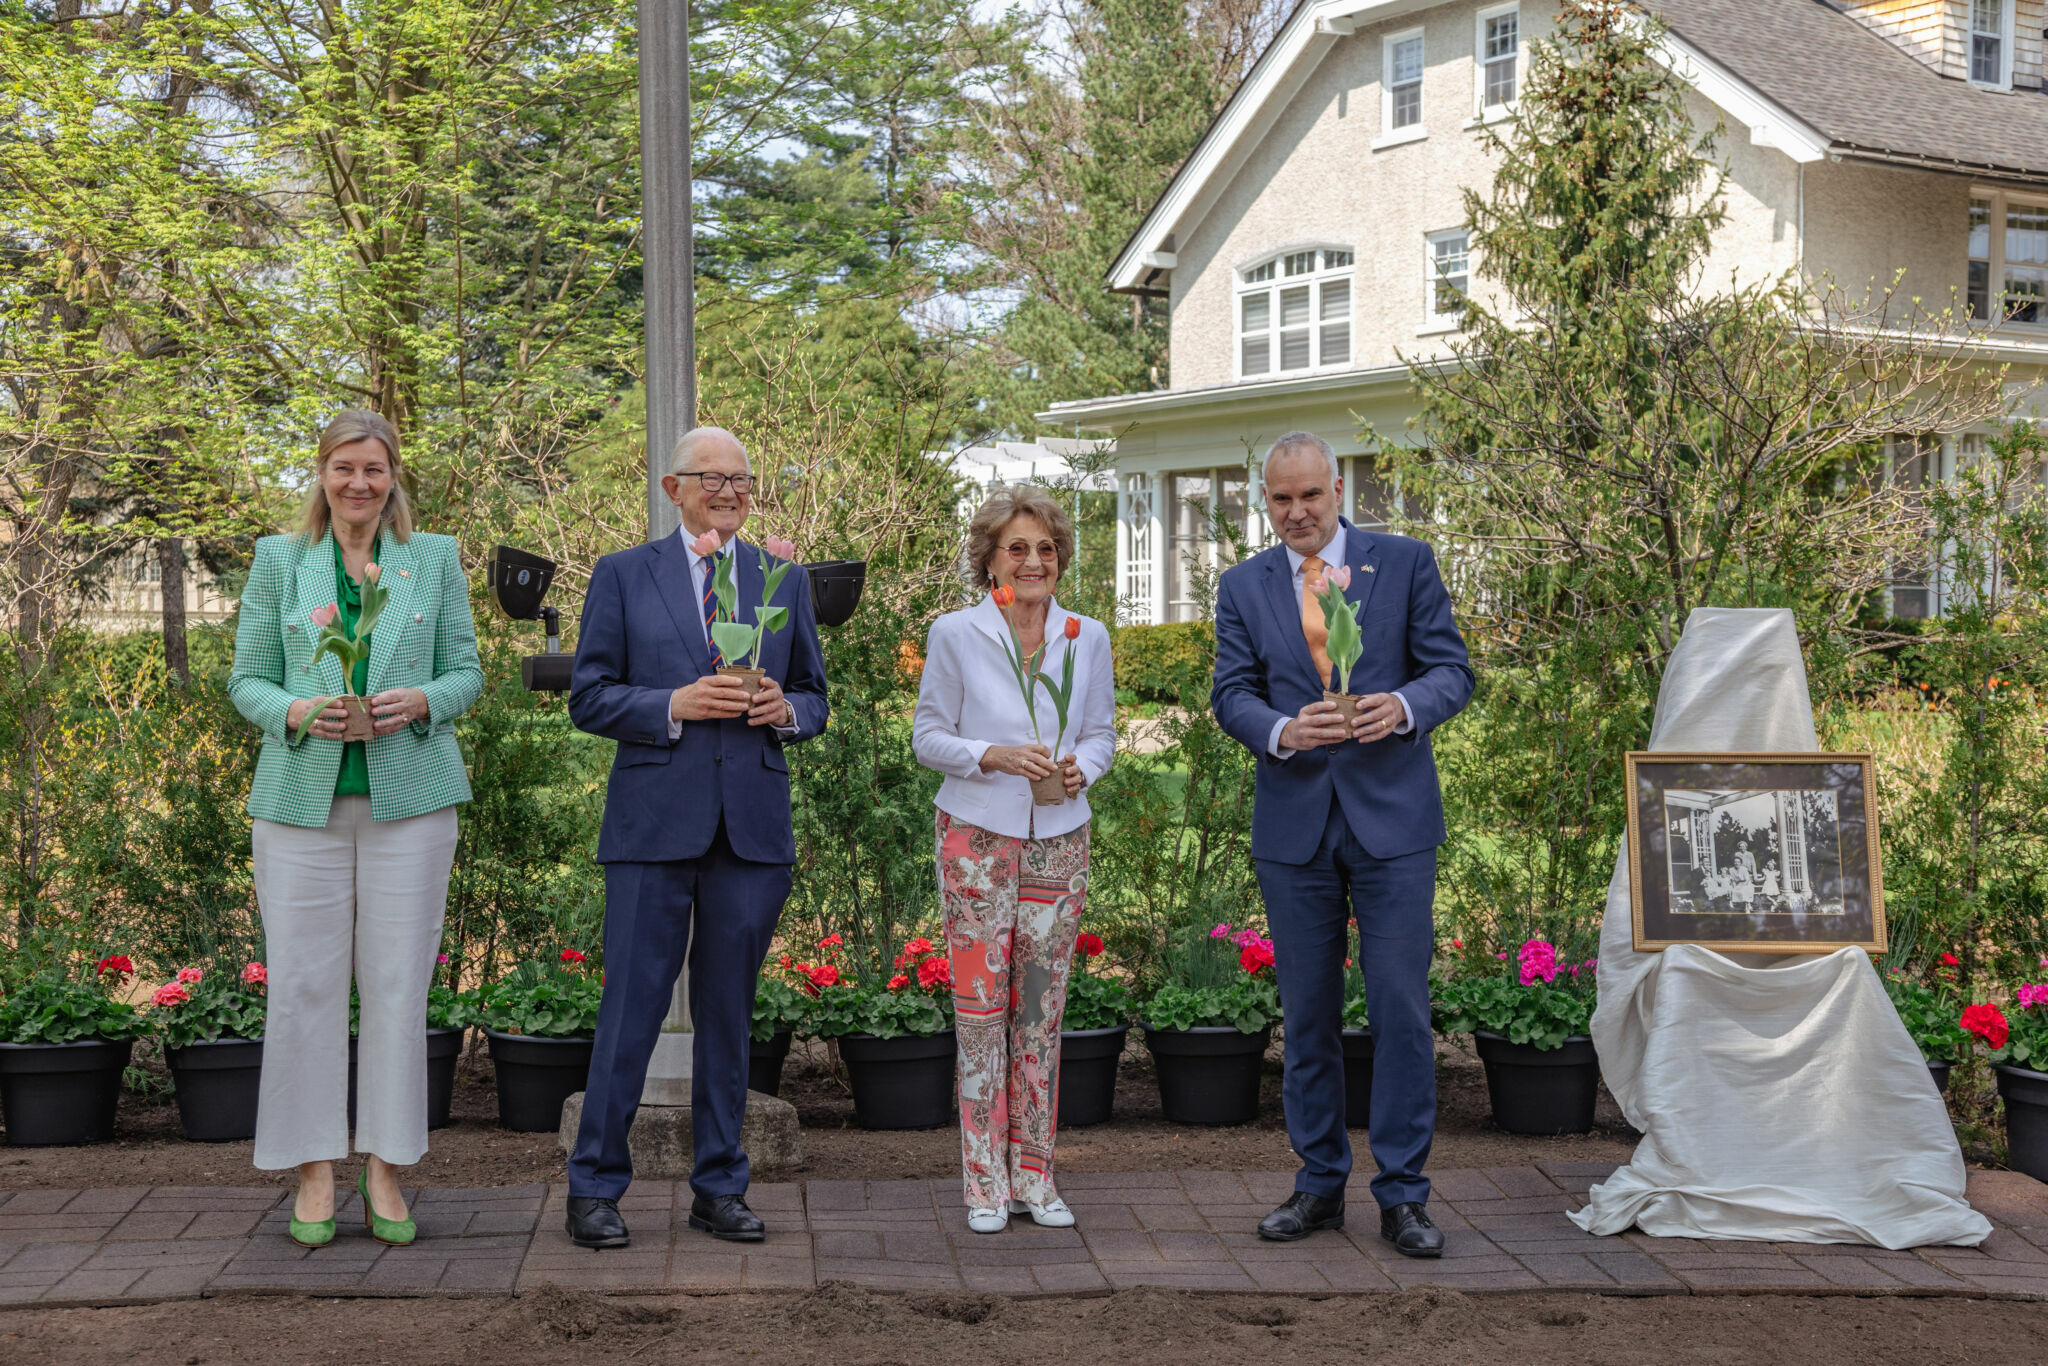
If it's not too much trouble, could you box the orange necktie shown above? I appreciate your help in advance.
[1300,555,1333,690]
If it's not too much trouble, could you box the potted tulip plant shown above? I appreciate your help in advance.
[1306,562,1366,724]
[699,531,798,698]
[799,933,957,1129]
[1058,931,1133,1127]
[476,950,602,1132]
[989,585,1079,807]
[1971,975,2048,1182]
[296,563,390,743]
[1140,920,1282,1125]
[155,961,270,1142]
[0,955,151,1146]
[1434,938,1601,1135]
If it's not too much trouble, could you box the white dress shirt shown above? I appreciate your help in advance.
[668,526,798,740]
[1269,523,1413,758]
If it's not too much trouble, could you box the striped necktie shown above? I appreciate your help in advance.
[701,554,723,667]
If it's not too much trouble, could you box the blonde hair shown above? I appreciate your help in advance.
[963,484,1075,589]
[298,410,414,543]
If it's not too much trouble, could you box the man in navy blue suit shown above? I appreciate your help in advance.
[563,426,829,1248]
[1211,431,1473,1257]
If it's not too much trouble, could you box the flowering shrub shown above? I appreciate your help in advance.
[1143,921,1282,1033]
[153,961,269,1050]
[474,954,603,1037]
[1433,938,1595,1051]
[1064,930,1135,1032]
[1882,967,1967,1063]
[797,934,955,1040]
[1983,983,2048,1071]
[0,963,150,1045]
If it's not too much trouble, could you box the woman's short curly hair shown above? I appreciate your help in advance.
[963,484,1076,589]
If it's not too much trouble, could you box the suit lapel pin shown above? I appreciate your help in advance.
[1362,564,1375,573]
[397,568,411,578]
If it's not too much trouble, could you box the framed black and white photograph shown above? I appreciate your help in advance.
[1625,753,1885,954]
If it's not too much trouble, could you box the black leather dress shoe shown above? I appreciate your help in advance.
[1257,1191,1345,1241]
[689,1193,766,1242]
[1380,1201,1445,1258]
[565,1196,630,1249]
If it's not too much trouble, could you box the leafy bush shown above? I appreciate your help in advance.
[0,965,150,1045]
[1111,621,1214,704]
[751,977,812,1042]
[474,956,603,1038]
[150,961,269,1049]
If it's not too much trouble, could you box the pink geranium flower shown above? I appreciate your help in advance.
[309,603,338,629]
[153,983,190,1008]
[241,962,267,986]
[1518,939,1560,986]
[690,530,721,556]
[176,966,204,984]
[764,535,797,561]
[1210,923,1232,939]
[2018,983,2048,1010]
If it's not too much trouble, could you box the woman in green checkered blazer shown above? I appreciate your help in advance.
[228,410,484,1250]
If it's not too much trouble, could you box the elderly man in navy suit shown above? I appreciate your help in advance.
[1211,431,1473,1257]
[564,426,829,1248]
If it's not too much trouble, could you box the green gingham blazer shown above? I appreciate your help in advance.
[228,528,485,828]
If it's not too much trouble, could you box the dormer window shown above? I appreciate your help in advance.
[1237,248,1354,378]
[1970,0,2012,87]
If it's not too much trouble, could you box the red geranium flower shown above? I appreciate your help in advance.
[903,937,933,956]
[887,974,911,991]
[916,957,951,991]
[807,964,840,989]
[1240,943,1276,975]
[1076,932,1105,958]
[1941,952,1960,967]
[1962,1002,2010,1051]
[818,933,843,950]
[96,955,134,979]
[560,948,587,965]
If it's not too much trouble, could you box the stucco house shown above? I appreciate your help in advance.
[1040,0,2048,624]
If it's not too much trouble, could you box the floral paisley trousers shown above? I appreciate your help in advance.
[936,810,1090,1210]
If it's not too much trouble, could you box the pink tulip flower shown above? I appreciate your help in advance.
[309,603,338,629]
[690,530,721,556]
[764,535,798,561]
[1326,563,1352,592]
[1306,574,1328,595]
[364,562,381,586]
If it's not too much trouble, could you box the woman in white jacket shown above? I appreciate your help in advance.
[912,485,1116,1236]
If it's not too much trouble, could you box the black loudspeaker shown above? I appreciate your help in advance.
[487,546,556,621]
[805,559,866,628]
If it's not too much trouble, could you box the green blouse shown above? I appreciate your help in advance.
[332,534,378,798]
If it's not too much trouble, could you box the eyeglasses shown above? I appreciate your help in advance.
[678,471,756,494]
[1002,540,1059,562]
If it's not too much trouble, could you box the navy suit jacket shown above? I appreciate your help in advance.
[569,533,829,865]
[1211,520,1474,866]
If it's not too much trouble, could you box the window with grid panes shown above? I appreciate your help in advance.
[1967,191,2047,326]
[1971,0,2011,87]
[1479,6,1519,109]
[1424,229,1470,324]
[1385,31,1424,131]
[1237,248,1355,378]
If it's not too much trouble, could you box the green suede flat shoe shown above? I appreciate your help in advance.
[289,1189,335,1248]
[358,1166,416,1247]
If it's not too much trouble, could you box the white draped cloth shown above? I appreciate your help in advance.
[1568,608,1989,1248]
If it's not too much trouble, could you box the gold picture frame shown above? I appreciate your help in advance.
[1625,752,1885,955]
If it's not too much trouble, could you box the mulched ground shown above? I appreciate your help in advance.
[0,1034,1640,1192]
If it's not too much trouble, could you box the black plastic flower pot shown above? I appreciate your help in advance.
[167,1037,265,1142]
[1996,1063,2048,1183]
[838,1030,956,1130]
[347,1027,468,1132]
[1927,1059,1953,1095]
[484,1028,595,1133]
[1341,1029,1374,1130]
[1056,1025,1129,1128]
[749,1029,794,1098]
[1473,1031,1600,1136]
[1143,1024,1271,1126]
[0,1039,134,1147]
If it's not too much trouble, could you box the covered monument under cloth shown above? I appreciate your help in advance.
[1568,608,1989,1248]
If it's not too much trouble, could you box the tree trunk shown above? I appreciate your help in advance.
[159,536,189,684]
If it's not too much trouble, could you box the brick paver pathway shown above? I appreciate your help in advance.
[4,1165,2045,1307]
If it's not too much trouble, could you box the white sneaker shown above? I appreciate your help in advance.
[967,1207,1009,1234]
[1007,1197,1075,1228]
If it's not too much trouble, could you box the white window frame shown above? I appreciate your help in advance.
[1235,247,1357,380]
[1968,186,2048,330]
[1422,228,1471,331]
[1968,0,2015,90]
[1474,3,1522,117]
[1376,27,1427,150]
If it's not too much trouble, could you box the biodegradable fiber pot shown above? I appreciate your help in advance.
[1323,691,1365,728]
[339,693,376,742]
[348,1027,467,1132]
[838,1030,956,1130]
[167,1037,265,1143]
[1055,1025,1129,1128]
[484,1029,595,1133]
[716,664,766,698]
[1029,771,1067,807]
[1144,1024,1271,1126]
[0,1039,134,1147]
[1341,1029,1374,1130]
[1996,1064,2048,1183]
[1473,1031,1600,1136]
[749,1029,794,1099]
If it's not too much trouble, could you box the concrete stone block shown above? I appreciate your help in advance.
[556,1090,802,1175]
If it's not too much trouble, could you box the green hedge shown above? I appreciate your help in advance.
[1113,621,1214,705]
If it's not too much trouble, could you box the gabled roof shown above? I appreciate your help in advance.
[1108,0,2048,293]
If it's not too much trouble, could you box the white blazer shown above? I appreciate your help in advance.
[911,595,1116,840]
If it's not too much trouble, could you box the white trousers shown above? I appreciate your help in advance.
[251,797,459,1170]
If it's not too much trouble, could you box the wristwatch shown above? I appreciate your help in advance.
[782,699,796,728]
